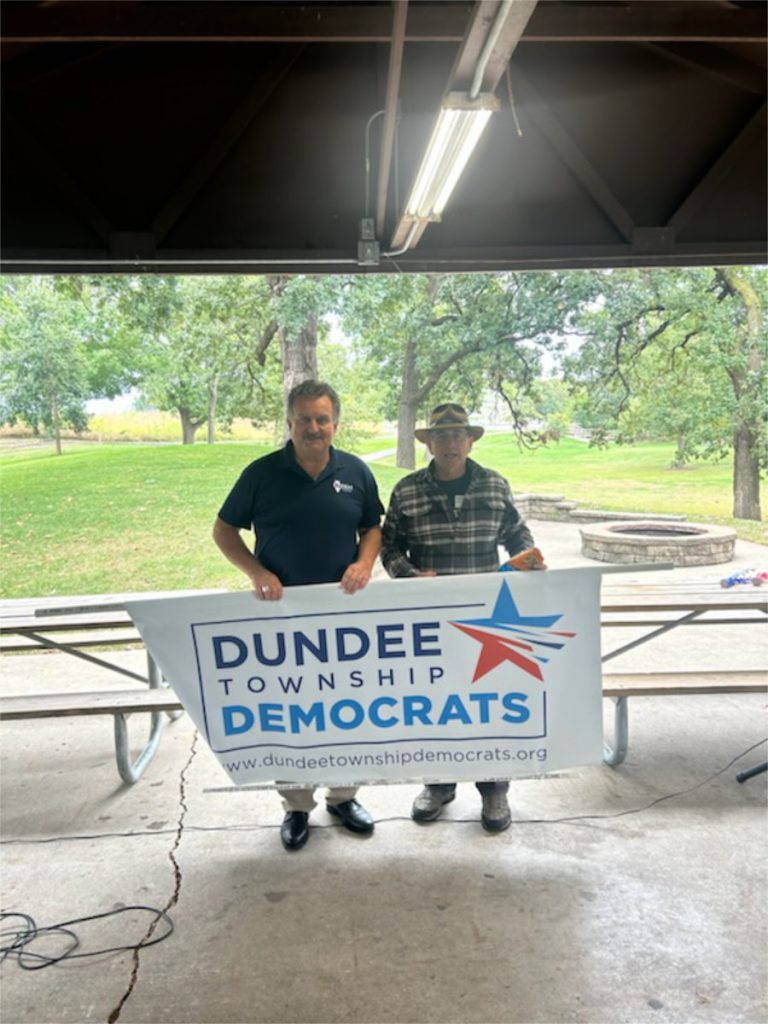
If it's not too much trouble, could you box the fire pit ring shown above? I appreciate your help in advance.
[580,521,736,566]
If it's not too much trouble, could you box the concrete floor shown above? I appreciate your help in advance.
[1,522,766,1024]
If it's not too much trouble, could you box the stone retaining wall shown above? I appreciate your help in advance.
[515,493,685,524]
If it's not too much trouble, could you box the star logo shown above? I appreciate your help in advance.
[451,581,575,683]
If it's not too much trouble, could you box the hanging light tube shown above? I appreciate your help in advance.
[403,92,499,222]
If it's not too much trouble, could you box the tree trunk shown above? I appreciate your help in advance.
[732,423,762,520]
[179,408,202,445]
[721,268,763,521]
[207,376,218,444]
[673,431,686,468]
[280,316,319,439]
[281,317,319,395]
[396,338,418,469]
[51,392,62,456]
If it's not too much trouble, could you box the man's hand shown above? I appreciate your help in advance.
[340,560,373,594]
[505,547,547,571]
[213,518,284,600]
[251,569,283,601]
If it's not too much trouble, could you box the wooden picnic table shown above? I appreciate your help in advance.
[1,575,766,779]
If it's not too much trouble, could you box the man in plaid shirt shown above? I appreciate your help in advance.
[381,402,541,832]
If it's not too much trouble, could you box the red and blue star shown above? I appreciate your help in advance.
[451,581,575,683]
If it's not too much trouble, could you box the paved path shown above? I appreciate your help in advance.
[359,446,397,462]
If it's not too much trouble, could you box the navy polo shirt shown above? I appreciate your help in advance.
[218,442,384,586]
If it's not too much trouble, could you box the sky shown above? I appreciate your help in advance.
[86,389,139,414]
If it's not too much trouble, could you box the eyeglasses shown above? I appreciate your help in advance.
[430,429,471,442]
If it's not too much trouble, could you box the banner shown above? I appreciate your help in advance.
[126,569,604,787]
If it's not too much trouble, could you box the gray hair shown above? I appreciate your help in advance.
[286,379,341,422]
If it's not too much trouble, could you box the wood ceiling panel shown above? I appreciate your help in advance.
[1,0,765,273]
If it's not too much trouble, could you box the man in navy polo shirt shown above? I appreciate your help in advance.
[213,380,384,851]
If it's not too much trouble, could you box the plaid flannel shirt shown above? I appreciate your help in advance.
[381,459,534,578]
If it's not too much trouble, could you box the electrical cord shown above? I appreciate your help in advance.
[1,737,764,846]
[1,738,763,974]
[0,905,174,970]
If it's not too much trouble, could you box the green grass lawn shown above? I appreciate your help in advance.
[1,437,765,598]
[458,434,764,525]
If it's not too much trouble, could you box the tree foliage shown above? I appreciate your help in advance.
[566,267,767,520]
[316,333,385,449]
[107,275,345,444]
[341,272,595,467]
[0,276,138,453]
[111,276,284,443]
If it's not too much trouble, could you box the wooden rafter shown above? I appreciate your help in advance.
[152,45,304,243]
[375,0,408,237]
[3,107,111,244]
[2,2,764,45]
[666,102,767,237]
[391,0,538,250]
[510,67,636,243]
[642,42,766,96]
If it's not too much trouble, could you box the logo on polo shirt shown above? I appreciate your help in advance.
[333,479,354,494]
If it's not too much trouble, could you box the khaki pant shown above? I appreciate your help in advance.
[277,786,358,813]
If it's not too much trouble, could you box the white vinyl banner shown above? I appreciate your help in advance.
[126,569,604,787]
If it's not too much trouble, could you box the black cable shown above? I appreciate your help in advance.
[1,737,764,847]
[0,905,174,971]
[416,735,768,827]
[518,734,768,826]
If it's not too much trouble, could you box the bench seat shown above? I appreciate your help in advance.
[2,669,765,777]
[0,685,183,785]
[601,669,767,765]
[603,669,767,697]
[0,688,183,719]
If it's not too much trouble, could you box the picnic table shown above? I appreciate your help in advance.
[0,590,223,782]
[1,575,766,780]
[598,574,767,763]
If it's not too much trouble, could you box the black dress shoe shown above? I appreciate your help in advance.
[280,811,309,850]
[326,799,374,834]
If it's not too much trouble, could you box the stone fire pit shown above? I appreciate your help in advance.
[580,521,736,566]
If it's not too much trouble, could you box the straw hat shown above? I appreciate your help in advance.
[414,403,485,443]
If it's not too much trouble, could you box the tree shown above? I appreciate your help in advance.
[55,276,145,399]
[514,377,577,441]
[603,342,732,467]
[566,267,767,520]
[116,275,340,444]
[316,334,385,449]
[341,272,596,468]
[0,276,134,454]
[269,275,344,410]
[122,276,282,443]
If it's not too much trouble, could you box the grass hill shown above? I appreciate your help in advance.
[2,436,765,597]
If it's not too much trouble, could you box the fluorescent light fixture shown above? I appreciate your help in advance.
[404,92,499,221]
